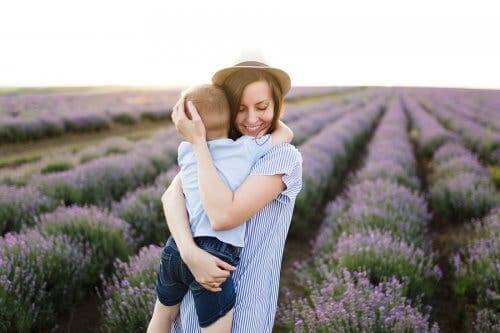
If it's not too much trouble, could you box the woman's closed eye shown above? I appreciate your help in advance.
[239,104,269,112]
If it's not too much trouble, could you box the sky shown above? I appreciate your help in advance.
[1,0,499,89]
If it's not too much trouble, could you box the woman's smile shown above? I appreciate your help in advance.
[242,123,264,135]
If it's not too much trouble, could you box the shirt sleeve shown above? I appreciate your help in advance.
[236,134,274,164]
[249,143,303,203]
[177,141,192,167]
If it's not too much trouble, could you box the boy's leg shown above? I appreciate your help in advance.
[190,273,237,333]
[150,242,188,333]
[200,308,234,333]
[146,298,180,333]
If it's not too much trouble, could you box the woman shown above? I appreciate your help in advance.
[161,61,302,332]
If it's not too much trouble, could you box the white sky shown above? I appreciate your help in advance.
[1,0,499,89]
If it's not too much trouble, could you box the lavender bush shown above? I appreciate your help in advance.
[31,147,172,206]
[314,179,431,253]
[452,210,499,306]
[112,184,168,247]
[420,97,500,164]
[353,98,420,190]
[35,205,135,283]
[402,96,458,157]
[326,230,441,298]
[289,103,353,145]
[0,230,91,332]
[277,269,439,333]
[0,184,58,234]
[428,143,498,221]
[97,244,162,333]
[111,167,177,246]
[473,308,499,333]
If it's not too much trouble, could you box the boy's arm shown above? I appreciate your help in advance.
[270,120,294,145]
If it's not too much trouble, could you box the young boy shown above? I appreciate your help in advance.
[148,84,293,332]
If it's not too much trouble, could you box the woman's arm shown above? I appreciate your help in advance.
[161,172,236,291]
[271,120,294,145]
[160,173,197,260]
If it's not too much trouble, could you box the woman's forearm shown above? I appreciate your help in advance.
[191,141,234,229]
[161,173,197,261]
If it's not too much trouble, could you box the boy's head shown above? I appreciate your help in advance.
[182,84,231,138]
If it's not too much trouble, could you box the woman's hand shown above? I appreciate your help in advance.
[171,96,206,144]
[181,246,237,292]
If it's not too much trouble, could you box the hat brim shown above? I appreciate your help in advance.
[212,65,291,96]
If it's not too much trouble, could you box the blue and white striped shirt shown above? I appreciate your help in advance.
[171,143,303,332]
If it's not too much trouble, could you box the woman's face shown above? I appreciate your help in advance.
[235,80,275,137]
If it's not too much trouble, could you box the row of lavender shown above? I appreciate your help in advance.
[404,95,499,331]
[413,87,500,133]
[292,97,384,231]
[404,96,498,221]
[452,209,500,332]
[0,87,360,144]
[408,88,500,165]
[0,161,182,332]
[92,96,386,332]
[0,94,384,331]
[275,98,441,332]
[285,86,358,101]
[0,128,181,235]
[0,94,352,186]
[0,89,181,143]
[1,136,142,186]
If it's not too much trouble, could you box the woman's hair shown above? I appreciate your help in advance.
[218,69,285,140]
[182,84,230,134]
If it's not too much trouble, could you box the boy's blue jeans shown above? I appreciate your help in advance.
[155,235,242,328]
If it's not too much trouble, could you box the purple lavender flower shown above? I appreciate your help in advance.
[0,184,57,234]
[0,229,91,332]
[452,210,499,302]
[36,205,135,282]
[97,244,162,332]
[277,269,439,332]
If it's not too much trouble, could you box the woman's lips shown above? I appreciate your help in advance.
[242,124,263,135]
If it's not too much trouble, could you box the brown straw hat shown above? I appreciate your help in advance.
[212,60,291,96]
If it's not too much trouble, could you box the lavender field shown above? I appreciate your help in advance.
[0,86,499,332]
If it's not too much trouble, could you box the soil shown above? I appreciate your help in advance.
[41,293,102,333]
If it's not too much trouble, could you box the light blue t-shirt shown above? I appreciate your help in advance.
[178,134,273,247]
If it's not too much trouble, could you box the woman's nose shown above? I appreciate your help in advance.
[247,109,258,123]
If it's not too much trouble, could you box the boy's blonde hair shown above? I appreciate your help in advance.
[182,84,231,134]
